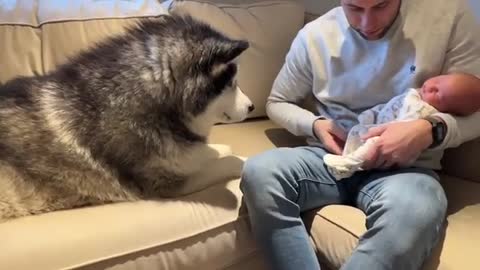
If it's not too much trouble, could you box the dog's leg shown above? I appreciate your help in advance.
[171,154,246,196]
[206,144,233,158]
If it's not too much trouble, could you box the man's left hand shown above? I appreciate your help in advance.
[361,119,433,169]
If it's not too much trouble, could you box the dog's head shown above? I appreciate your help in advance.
[133,15,254,131]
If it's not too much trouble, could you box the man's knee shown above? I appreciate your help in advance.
[394,176,447,228]
[364,174,447,266]
[373,174,448,256]
[366,172,447,233]
[390,181,447,267]
[240,149,288,195]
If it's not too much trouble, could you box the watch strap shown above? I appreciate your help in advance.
[423,116,447,148]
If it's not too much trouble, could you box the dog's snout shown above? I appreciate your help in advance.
[248,104,255,113]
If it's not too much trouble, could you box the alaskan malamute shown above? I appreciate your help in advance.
[0,14,253,221]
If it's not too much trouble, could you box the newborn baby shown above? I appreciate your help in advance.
[324,72,480,180]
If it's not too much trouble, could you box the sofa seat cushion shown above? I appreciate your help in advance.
[213,119,480,270]
[209,118,308,156]
[0,119,287,270]
[0,119,293,270]
[0,119,289,270]
[1,117,478,270]
[307,174,480,270]
[0,179,264,270]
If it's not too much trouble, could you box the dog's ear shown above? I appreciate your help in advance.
[218,39,249,63]
[209,39,249,64]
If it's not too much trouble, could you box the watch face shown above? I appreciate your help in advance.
[433,121,446,145]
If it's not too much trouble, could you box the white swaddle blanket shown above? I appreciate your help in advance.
[324,88,439,180]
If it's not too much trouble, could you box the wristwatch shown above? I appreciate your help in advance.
[423,116,447,148]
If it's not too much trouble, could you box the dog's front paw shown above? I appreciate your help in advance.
[208,144,233,157]
[236,156,248,162]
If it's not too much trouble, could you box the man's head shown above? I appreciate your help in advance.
[341,0,401,40]
[420,73,480,116]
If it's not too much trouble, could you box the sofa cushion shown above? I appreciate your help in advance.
[39,0,170,73]
[306,174,480,270]
[211,120,480,270]
[0,179,262,270]
[209,119,307,156]
[441,138,480,184]
[170,0,305,118]
[0,1,40,81]
[212,120,480,270]
[0,118,297,270]
[0,119,288,270]
[0,0,169,83]
[0,25,43,83]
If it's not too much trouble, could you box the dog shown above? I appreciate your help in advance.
[0,14,254,221]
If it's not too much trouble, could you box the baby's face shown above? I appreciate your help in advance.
[420,75,451,112]
[420,73,480,115]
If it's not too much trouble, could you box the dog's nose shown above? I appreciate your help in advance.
[248,104,255,113]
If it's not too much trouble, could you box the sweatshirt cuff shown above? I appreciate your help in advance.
[430,112,457,150]
[300,115,326,139]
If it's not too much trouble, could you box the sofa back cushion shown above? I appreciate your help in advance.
[0,0,169,83]
[0,0,305,120]
[441,139,480,183]
[170,0,305,118]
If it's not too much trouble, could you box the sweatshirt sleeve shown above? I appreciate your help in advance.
[266,29,324,138]
[431,0,480,149]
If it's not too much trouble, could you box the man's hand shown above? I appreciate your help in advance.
[313,119,347,155]
[361,119,433,169]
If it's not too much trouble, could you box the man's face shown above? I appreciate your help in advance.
[341,0,401,40]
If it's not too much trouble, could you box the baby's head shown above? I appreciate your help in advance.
[420,73,480,116]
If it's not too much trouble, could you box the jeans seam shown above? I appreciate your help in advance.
[358,190,375,210]
[297,177,336,185]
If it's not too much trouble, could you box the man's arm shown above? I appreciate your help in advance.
[266,29,323,138]
[431,0,480,149]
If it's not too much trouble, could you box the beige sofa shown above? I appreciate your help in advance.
[0,1,479,270]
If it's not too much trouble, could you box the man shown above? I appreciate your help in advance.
[240,0,480,270]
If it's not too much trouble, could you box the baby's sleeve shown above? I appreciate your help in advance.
[358,103,386,125]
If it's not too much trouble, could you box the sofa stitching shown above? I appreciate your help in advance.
[0,14,166,28]
[315,212,363,239]
[172,0,303,10]
[37,0,45,75]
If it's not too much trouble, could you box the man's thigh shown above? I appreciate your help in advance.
[353,167,445,216]
[243,146,351,212]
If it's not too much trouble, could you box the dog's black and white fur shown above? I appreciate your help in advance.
[0,14,253,221]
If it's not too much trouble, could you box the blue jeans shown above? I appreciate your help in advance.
[240,146,447,270]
